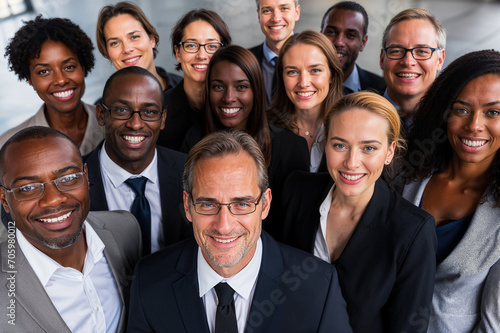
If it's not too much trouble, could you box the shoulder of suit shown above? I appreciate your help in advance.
[157,145,187,164]
[87,210,139,231]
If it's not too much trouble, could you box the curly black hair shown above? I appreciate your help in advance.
[400,49,500,206]
[4,15,95,82]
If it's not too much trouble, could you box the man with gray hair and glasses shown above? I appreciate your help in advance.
[127,131,352,333]
[380,8,446,131]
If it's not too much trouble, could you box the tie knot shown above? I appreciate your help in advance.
[271,56,278,66]
[125,176,148,196]
[214,283,235,307]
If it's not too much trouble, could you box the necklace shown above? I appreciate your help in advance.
[304,130,313,138]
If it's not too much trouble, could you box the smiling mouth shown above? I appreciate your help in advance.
[296,91,315,97]
[37,211,72,223]
[397,73,420,79]
[124,135,146,143]
[123,56,141,64]
[461,138,487,147]
[340,172,365,181]
[193,64,207,69]
[213,236,239,244]
[221,107,241,114]
[52,89,75,98]
[269,26,285,31]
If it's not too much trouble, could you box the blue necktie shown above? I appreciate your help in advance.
[214,283,238,333]
[125,177,151,255]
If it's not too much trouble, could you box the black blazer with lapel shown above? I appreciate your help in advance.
[281,171,437,333]
[249,43,265,67]
[358,66,386,94]
[83,142,192,247]
[127,231,352,333]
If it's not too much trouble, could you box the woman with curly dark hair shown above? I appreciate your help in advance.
[2,15,103,154]
[401,49,500,332]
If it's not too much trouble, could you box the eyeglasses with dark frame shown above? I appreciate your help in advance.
[190,192,263,216]
[101,104,163,121]
[179,41,223,54]
[384,46,441,60]
[2,171,87,201]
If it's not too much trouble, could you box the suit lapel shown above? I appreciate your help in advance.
[172,240,210,332]
[2,242,70,332]
[84,141,109,211]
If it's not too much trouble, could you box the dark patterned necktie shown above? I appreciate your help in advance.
[125,177,151,255]
[214,282,238,333]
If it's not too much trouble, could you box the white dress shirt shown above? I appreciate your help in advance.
[16,222,121,333]
[99,143,164,253]
[314,184,335,263]
[198,238,263,333]
[310,124,325,173]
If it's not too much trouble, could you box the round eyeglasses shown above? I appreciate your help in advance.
[190,193,263,216]
[179,41,223,54]
[384,46,441,60]
[2,171,86,201]
[101,104,163,121]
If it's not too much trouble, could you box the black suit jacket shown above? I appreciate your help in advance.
[358,65,386,94]
[281,172,437,333]
[127,231,352,332]
[157,80,203,151]
[249,42,277,102]
[83,142,192,248]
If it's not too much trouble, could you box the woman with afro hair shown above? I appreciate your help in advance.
[1,15,104,154]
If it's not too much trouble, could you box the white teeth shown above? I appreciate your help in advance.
[297,91,315,97]
[269,26,284,30]
[124,136,145,143]
[221,108,241,114]
[341,172,364,181]
[214,237,238,244]
[461,138,487,147]
[124,56,140,64]
[39,211,72,223]
[397,73,419,78]
[52,90,74,98]
[193,64,207,69]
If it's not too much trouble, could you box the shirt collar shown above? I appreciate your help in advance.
[343,64,361,92]
[99,141,158,187]
[16,221,105,287]
[198,237,262,300]
[262,41,279,64]
[383,89,400,111]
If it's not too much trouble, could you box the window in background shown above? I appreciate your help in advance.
[0,0,33,20]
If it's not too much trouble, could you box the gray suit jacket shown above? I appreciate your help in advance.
[403,178,500,333]
[0,210,142,333]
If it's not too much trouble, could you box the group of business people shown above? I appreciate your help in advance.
[0,0,499,332]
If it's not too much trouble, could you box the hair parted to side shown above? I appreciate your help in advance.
[183,131,269,196]
[320,1,369,36]
[382,8,446,49]
[204,45,272,166]
[171,9,232,71]
[101,66,164,108]
[5,15,95,82]
[96,1,160,59]
[268,30,343,131]
[0,126,81,181]
[403,49,500,206]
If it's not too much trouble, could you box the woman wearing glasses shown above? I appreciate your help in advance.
[268,30,343,172]
[1,16,104,155]
[400,50,500,332]
[156,9,232,151]
[281,92,436,332]
[96,2,182,95]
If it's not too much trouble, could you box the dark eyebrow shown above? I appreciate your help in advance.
[110,99,160,109]
[106,30,142,43]
[194,195,256,202]
[32,57,77,70]
[454,100,500,108]
[9,165,81,187]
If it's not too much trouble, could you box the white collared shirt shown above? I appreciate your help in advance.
[314,184,335,263]
[343,64,362,93]
[99,142,164,253]
[310,124,325,173]
[198,238,263,333]
[16,222,121,333]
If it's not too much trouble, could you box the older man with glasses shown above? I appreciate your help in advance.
[0,126,141,332]
[380,8,446,132]
[84,66,192,256]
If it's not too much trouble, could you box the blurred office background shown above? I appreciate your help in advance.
[1,0,499,135]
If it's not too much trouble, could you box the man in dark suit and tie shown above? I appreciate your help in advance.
[321,1,386,94]
[0,126,141,332]
[84,66,192,255]
[249,0,301,103]
[127,131,352,333]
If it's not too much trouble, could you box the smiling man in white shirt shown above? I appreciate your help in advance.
[0,126,141,332]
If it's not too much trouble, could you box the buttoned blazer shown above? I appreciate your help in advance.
[0,210,141,332]
[357,66,387,94]
[281,171,437,333]
[127,231,353,333]
[403,178,500,333]
[84,142,192,248]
